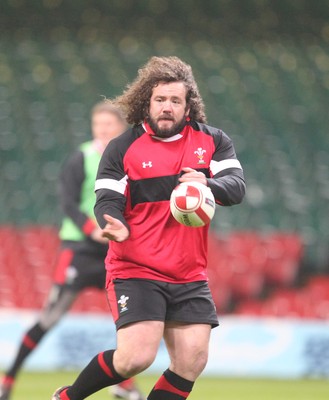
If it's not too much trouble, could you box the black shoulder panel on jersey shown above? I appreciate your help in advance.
[191,121,238,162]
[96,125,143,181]
[113,125,144,152]
[190,121,222,147]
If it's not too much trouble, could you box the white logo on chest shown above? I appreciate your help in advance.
[194,147,206,164]
[142,161,153,168]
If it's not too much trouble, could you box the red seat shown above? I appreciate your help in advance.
[0,225,60,309]
[261,233,303,286]
[304,276,329,319]
[230,270,264,300]
[207,233,229,270]
[313,300,329,319]
[262,289,313,318]
[235,300,264,316]
[71,289,109,313]
[226,232,266,272]
[263,258,300,286]
[208,279,232,312]
[306,276,329,302]
[262,233,303,260]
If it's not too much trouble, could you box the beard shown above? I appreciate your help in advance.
[147,115,187,138]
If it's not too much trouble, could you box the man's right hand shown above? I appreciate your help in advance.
[102,214,130,242]
[90,227,109,244]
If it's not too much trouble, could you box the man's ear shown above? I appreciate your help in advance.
[185,107,190,118]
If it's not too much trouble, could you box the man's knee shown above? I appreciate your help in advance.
[193,349,208,375]
[114,349,156,377]
[39,311,60,330]
[171,349,209,380]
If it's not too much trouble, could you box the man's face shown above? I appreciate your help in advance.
[92,111,126,148]
[148,81,190,138]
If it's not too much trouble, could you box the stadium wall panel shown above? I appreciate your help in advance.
[0,310,328,378]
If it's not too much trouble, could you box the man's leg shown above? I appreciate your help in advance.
[57,321,164,400]
[147,323,211,400]
[0,286,77,400]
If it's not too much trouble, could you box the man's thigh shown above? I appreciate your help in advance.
[117,320,164,353]
[164,322,211,359]
[114,320,164,376]
[164,322,211,380]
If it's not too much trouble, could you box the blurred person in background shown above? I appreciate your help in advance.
[0,101,145,400]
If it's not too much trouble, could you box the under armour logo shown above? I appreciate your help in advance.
[142,161,153,168]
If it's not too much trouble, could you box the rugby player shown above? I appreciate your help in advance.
[52,56,245,400]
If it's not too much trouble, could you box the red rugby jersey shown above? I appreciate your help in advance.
[95,121,245,283]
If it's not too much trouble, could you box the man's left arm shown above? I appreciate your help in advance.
[180,130,245,206]
[207,130,245,206]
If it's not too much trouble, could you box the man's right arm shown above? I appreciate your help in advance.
[94,140,129,230]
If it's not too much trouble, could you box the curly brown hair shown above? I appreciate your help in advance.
[116,56,207,125]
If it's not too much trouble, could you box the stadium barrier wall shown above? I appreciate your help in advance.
[0,310,328,378]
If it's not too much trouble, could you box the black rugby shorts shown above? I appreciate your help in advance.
[53,239,107,290]
[106,278,219,330]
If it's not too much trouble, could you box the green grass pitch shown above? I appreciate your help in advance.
[7,371,329,400]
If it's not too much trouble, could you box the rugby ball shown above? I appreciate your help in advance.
[170,181,216,227]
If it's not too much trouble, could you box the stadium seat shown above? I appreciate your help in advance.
[235,300,264,316]
[306,276,329,302]
[71,288,109,313]
[207,269,232,312]
[230,269,264,300]
[262,233,303,286]
[262,289,312,318]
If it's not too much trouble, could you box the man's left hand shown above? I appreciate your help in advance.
[179,167,207,186]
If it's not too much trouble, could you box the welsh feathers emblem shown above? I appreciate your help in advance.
[194,147,206,164]
[118,295,129,313]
